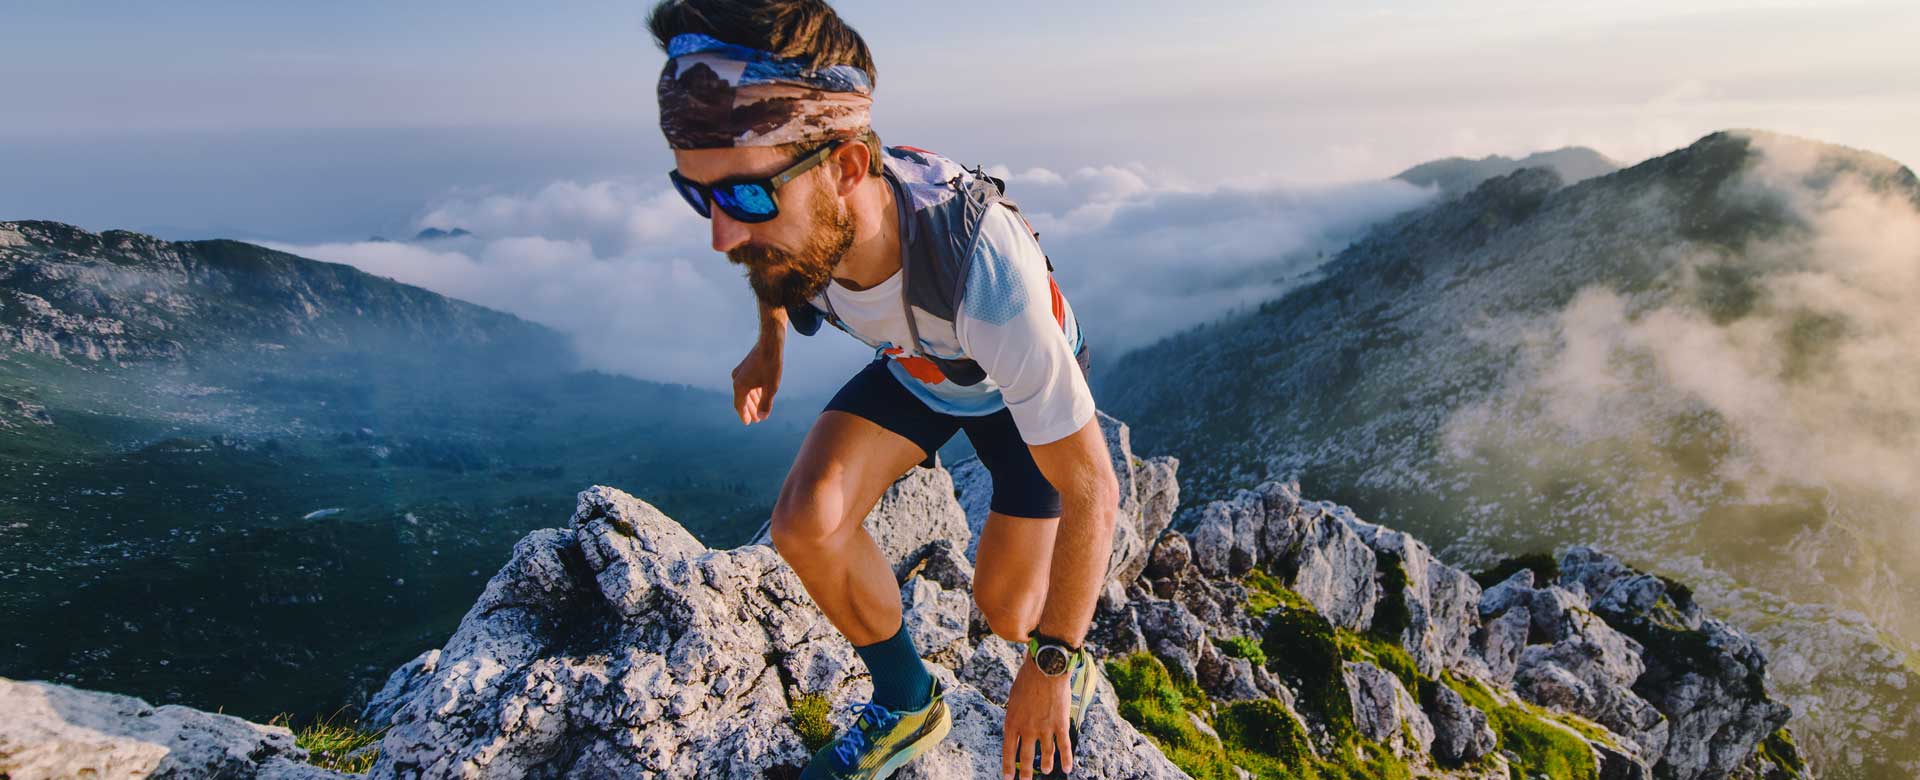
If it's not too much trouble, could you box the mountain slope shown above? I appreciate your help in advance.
[1105,130,1920,779]
[0,222,808,722]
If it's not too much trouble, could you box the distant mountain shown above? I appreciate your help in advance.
[1106,131,1920,778]
[1394,147,1620,199]
[0,222,807,721]
[411,227,472,241]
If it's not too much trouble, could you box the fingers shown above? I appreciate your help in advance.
[755,386,775,420]
[1058,724,1074,775]
[1039,732,1057,775]
[1000,727,1016,779]
[1013,731,1032,780]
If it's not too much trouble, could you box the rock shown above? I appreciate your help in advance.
[952,411,1179,588]
[1344,661,1434,757]
[1478,569,1535,618]
[1423,681,1497,765]
[1555,547,1792,780]
[750,465,970,579]
[1471,603,1533,686]
[1630,617,1793,780]
[897,538,975,591]
[361,485,1185,779]
[1346,519,1484,678]
[1186,482,1376,631]
[1513,609,1670,764]
[0,677,347,780]
[901,575,972,667]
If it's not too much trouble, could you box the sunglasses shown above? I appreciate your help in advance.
[668,140,845,224]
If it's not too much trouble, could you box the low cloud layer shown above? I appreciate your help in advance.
[1440,133,1920,640]
[270,162,1432,402]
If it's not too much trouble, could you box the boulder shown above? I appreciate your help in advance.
[0,677,347,780]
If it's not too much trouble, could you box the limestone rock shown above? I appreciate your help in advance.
[361,484,1186,779]
[0,677,347,780]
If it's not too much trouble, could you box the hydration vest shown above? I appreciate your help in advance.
[786,145,1089,386]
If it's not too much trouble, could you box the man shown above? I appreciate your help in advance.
[648,3,1120,778]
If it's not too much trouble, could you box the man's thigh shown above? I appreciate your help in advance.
[776,410,932,540]
[776,359,959,539]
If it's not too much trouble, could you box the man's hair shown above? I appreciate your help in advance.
[649,0,884,176]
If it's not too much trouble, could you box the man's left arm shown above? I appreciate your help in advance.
[1025,417,1120,646]
[954,203,1119,778]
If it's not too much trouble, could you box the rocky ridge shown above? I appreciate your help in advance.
[0,413,1803,779]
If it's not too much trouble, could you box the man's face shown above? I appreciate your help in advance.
[672,146,855,311]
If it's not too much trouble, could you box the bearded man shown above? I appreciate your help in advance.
[649,3,1119,777]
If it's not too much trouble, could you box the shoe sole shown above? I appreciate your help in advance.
[872,701,953,779]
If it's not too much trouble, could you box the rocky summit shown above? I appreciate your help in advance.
[0,413,1805,779]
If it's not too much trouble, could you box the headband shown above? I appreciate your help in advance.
[657,33,873,149]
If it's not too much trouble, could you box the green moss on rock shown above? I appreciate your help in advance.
[1442,673,1598,780]
[1262,602,1357,745]
[1755,726,1808,778]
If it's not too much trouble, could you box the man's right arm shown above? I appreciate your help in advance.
[732,301,789,425]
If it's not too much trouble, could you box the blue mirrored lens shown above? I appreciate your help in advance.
[669,175,710,218]
[719,183,777,217]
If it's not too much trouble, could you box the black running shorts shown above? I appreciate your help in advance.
[823,357,1073,520]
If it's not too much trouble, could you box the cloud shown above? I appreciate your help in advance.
[1439,132,1920,635]
[269,164,1434,403]
[992,165,1435,360]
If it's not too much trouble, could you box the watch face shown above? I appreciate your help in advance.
[1036,645,1071,676]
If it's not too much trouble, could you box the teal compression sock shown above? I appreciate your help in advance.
[853,622,933,711]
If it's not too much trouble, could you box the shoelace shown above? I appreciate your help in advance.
[833,701,901,766]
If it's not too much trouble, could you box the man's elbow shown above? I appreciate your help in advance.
[1070,465,1121,539]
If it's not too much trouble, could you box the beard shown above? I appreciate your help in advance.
[727,186,855,311]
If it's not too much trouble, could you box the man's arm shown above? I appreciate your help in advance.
[1026,416,1120,645]
[732,300,790,424]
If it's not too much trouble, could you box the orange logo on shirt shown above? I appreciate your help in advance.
[883,346,949,384]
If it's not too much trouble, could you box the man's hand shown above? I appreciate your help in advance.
[1001,653,1073,779]
[731,341,781,424]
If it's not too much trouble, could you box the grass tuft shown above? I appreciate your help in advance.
[266,709,385,774]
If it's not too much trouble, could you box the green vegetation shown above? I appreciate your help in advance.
[1260,595,1358,745]
[1244,567,1312,616]
[266,710,384,774]
[1369,549,1412,643]
[1443,673,1598,779]
[1107,653,1232,775]
[788,693,835,752]
[1214,635,1267,667]
[1754,726,1808,778]
[1107,652,1416,780]
[1336,630,1423,702]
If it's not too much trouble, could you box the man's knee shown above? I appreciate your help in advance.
[768,487,846,559]
[973,584,1040,643]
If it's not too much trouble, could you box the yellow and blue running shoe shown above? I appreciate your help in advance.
[802,678,952,779]
[1034,648,1099,778]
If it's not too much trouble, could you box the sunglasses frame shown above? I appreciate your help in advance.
[668,139,846,224]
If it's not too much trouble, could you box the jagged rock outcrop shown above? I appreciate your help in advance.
[357,481,1184,779]
[0,677,348,780]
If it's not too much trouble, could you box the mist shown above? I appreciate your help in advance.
[269,164,1436,401]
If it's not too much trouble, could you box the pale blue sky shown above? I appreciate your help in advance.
[3,1,1915,241]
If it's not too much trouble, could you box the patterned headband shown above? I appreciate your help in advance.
[656,33,873,149]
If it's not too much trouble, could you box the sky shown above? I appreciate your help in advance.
[4,0,1917,400]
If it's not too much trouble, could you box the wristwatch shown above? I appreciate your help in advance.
[1025,632,1082,677]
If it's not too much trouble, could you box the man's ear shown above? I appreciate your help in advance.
[829,140,870,197]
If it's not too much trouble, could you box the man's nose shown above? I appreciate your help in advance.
[710,208,751,254]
